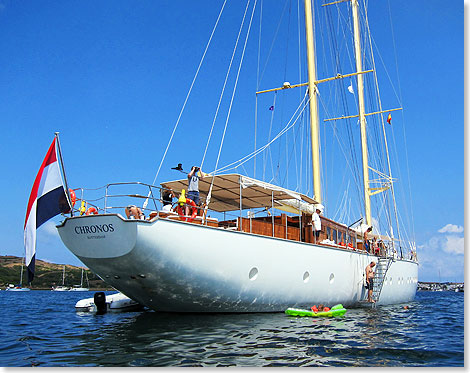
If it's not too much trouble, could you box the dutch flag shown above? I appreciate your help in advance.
[24,136,71,283]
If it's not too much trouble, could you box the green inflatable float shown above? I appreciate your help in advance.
[285,304,347,317]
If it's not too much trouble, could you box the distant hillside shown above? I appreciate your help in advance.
[0,256,113,290]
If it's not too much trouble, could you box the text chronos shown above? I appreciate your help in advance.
[74,224,114,234]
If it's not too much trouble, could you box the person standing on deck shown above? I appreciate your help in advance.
[187,166,205,216]
[312,207,322,243]
[365,261,376,303]
[161,189,176,212]
[364,226,373,253]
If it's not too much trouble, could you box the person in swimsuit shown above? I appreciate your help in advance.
[125,205,144,220]
[365,261,376,303]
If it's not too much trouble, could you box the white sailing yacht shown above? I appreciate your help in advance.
[52,265,69,291]
[57,0,418,312]
[5,262,31,292]
[69,268,90,291]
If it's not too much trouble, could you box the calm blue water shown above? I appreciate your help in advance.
[0,290,463,367]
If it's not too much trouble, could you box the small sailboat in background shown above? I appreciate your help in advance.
[52,265,69,291]
[69,268,90,291]
[5,261,31,292]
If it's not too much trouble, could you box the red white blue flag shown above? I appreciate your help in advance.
[24,137,71,282]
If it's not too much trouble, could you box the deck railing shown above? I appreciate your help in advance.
[67,182,414,261]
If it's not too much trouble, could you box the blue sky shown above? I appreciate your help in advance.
[0,0,464,282]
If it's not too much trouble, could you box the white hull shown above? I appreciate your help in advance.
[69,287,89,291]
[5,287,31,292]
[58,214,418,312]
[52,286,69,291]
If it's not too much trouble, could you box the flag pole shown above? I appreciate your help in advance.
[54,132,73,216]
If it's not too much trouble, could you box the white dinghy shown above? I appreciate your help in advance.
[75,292,144,313]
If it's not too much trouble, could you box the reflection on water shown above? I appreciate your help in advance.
[0,291,463,367]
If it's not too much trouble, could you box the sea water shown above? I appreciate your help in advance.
[0,290,463,367]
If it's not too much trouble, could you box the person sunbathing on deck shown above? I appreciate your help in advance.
[125,205,144,220]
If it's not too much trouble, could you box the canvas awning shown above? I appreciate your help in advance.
[160,173,317,213]
[353,223,397,241]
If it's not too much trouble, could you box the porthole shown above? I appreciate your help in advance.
[303,271,310,283]
[114,275,120,279]
[139,274,146,278]
[249,267,258,281]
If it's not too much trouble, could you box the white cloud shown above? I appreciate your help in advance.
[41,220,59,236]
[443,235,464,255]
[417,225,465,282]
[438,224,463,234]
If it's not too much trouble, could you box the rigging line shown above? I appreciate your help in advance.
[254,0,264,179]
[294,0,302,191]
[278,97,309,191]
[387,0,415,243]
[324,3,362,202]
[280,108,307,190]
[332,179,349,221]
[273,86,291,185]
[258,0,291,84]
[146,0,227,193]
[263,93,277,181]
[216,94,309,175]
[200,0,252,171]
[363,1,402,244]
[276,0,292,186]
[312,0,329,206]
[330,1,369,220]
[317,94,362,202]
[214,91,309,174]
[205,0,258,206]
[283,0,293,83]
[329,4,361,193]
[361,10,387,179]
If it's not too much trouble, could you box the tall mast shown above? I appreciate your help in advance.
[304,0,322,204]
[20,262,24,286]
[351,0,372,226]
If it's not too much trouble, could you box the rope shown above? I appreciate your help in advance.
[363,2,402,245]
[254,0,263,179]
[142,0,227,210]
[387,0,416,244]
[205,0,258,208]
[200,0,252,171]
[263,93,277,181]
[212,90,309,175]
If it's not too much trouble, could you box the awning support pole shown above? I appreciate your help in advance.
[239,176,243,231]
[272,192,274,237]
